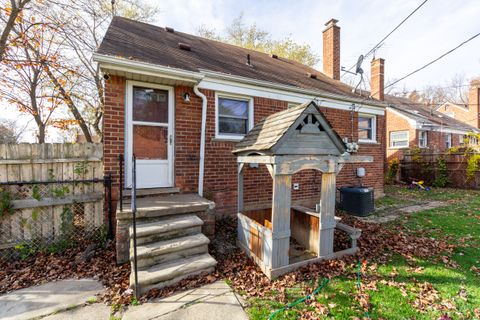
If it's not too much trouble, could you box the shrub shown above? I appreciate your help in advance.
[385,158,400,184]
[432,157,448,187]
[466,154,480,181]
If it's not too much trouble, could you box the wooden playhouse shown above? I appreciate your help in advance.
[233,101,369,279]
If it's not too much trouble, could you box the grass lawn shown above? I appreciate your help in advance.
[247,186,480,319]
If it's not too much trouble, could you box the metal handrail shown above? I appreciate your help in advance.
[131,154,139,299]
[118,154,124,212]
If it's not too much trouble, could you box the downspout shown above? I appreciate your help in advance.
[193,84,207,197]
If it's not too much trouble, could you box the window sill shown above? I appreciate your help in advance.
[388,147,409,150]
[212,136,244,143]
[358,140,379,145]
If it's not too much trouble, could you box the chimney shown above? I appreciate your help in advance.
[370,58,385,101]
[468,79,480,128]
[323,19,340,80]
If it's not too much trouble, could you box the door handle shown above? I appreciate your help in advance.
[169,135,173,145]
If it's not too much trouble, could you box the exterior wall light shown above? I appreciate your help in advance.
[183,92,190,102]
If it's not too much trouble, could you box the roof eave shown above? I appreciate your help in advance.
[93,53,204,83]
[200,69,387,109]
[93,53,387,110]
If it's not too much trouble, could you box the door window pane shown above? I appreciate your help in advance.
[133,86,168,123]
[133,125,168,159]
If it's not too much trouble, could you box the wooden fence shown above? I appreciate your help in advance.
[400,152,480,188]
[0,143,105,258]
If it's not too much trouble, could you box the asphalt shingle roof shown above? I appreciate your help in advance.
[385,94,479,132]
[97,17,373,101]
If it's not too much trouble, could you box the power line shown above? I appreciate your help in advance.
[384,31,480,90]
[341,0,429,76]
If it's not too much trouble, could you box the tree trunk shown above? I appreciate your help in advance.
[36,122,45,143]
[0,0,31,61]
[41,61,93,142]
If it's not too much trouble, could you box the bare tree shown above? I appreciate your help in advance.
[38,0,160,141]
[198,13,319,67]
[0,19,62,143]
[0,0,32,61]
[0,119,23,143]
[403,74,470,107]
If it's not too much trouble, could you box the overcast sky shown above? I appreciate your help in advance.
[153,0,480,91]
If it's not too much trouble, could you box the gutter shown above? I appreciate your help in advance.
[93,53,203,82]
[193,85,207,197]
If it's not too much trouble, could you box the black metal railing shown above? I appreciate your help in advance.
[118,153,124,212]
[131,154,139,299]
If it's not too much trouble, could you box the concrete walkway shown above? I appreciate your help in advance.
[122,280,248,320]
[0,279,104,320]
[0,279,248,320]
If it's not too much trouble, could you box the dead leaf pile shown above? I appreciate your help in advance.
[0,240,131,305]
[0,210,459,309]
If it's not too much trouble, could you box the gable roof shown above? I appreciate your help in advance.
[233,101,346,155]
[385,94,479,133]
[97,17,376,102]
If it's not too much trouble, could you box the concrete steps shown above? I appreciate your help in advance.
[130,215,203,245]
[131,253,217,296]
[126,201,217,296]
[123,187,180,198]
[132,233,210,268]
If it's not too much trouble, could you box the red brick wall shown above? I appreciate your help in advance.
[103,77,385,216]
[386,109,416,162]
[103,75,126,203]
[386,109,465,165]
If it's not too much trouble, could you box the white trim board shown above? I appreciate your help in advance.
[199,77,385,116]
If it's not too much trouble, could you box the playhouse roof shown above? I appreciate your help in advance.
[233,101,346,156]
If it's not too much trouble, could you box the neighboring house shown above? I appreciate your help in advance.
[385,93,480,162]
[94,16,387,217]
[435,81,480,129]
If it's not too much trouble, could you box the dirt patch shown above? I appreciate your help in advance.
[359,201,450,223]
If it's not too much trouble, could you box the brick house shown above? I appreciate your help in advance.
[93,16,392,290]
[94,16,387,218]
[435,80,480,128]
[385,91,480,162]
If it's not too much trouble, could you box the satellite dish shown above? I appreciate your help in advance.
[355,55,364,75]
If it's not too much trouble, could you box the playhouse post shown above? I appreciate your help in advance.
[271,173,291,268]
[318,161,337,256]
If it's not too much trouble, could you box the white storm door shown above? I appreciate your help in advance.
[126,81,174,189]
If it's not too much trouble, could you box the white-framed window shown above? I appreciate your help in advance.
[389,130,409,148]
[445,133,452,149]
[460,134,466,146]
[358,114,377,143]
[418,130,428,148]
[215,93,254,140]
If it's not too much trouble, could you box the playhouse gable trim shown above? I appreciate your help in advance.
[233,101,346,156]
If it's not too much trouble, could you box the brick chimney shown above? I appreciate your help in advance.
[323,19,340,80]
[370,58,385,101]
[468,79,480,128]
